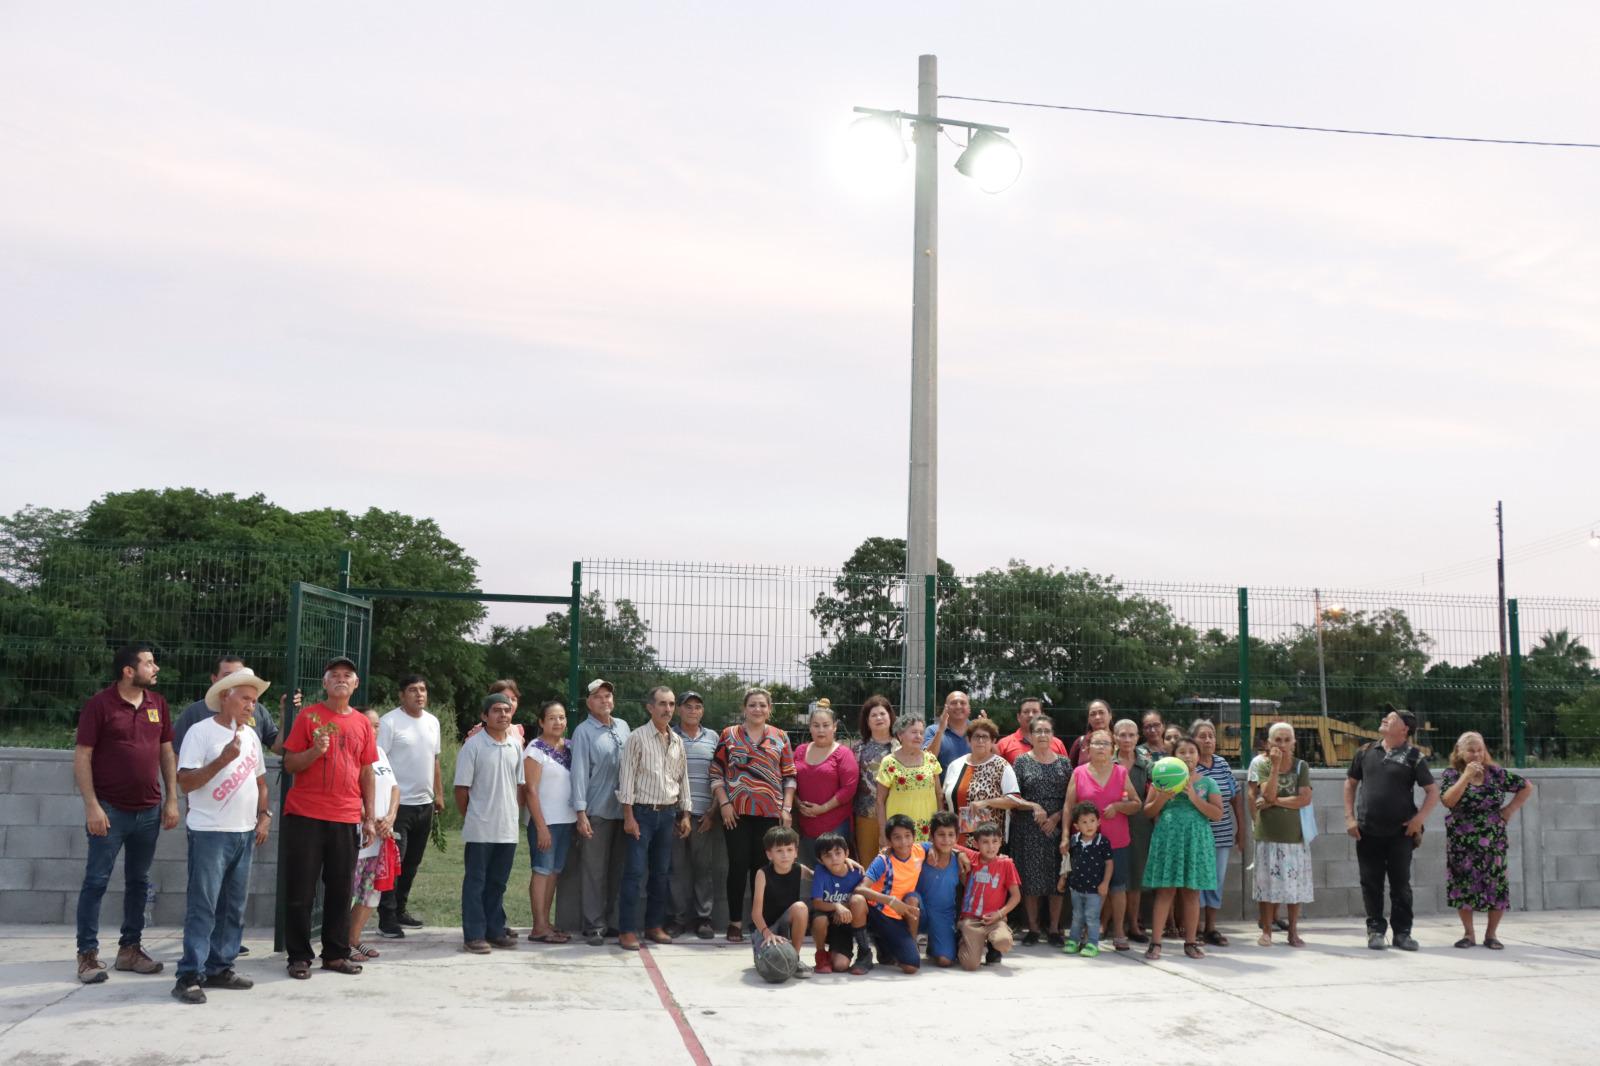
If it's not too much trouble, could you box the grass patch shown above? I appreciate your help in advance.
[0,724,77,750]
[403,823,536,930]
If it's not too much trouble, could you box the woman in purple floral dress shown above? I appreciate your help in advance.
[1440,731,1534,950]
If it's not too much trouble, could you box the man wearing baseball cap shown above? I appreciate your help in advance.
[1344,704,1440,951]
[569,678,631,945]
[171,669,272,1003]
[278,656,378,978]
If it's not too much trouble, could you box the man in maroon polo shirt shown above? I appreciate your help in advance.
[73,642,180,984]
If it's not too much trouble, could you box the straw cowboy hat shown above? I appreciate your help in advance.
[205,668,271,712]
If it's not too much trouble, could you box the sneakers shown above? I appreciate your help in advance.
[793,962,812,980]
[464,940,492,955]
[984,946,1002,966]
[585,928,606,947]
[1061,939,1081,955]
[1081,943,1101,958]
[378,925,406,939]
[814,949,834,975]
[694,921,715,940]
[1367,932,1388,951]
[171,977,206,1004]
[1393,934,1419,952]
[76,951,109,984]
[397,911,424,928]
[203,969,254,991]
[115,944,164,974]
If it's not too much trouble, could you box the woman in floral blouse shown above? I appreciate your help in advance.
[852,695,897,861]
[710,687,797,942]
[1440,731,1534,950]
[875,714,945,843]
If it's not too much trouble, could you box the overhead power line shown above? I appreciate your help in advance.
[936,95,1600,149]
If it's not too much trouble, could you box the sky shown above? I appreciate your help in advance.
[3,2,1598,638]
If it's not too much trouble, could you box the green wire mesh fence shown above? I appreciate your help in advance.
[578,560,1600,766]
[0,541,339,742]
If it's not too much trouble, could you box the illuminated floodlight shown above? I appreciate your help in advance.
[953,128,1022,193]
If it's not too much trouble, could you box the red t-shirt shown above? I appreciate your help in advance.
[996,730,1068,765]
[283,703,377,823]
[76,685,172,810]
[960,854,1020,919]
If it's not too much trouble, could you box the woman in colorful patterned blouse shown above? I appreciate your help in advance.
[852,696,897,862]
[710,687,797,942]
[1441,731,1534,950]
[941,718,1025,848]
[875,715,945,844]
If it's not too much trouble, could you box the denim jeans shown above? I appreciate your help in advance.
[618,807,677,934]
[1069,890,1103,947]
[177,829,254,979]
[76,803,160,954]
[461,842,517,943]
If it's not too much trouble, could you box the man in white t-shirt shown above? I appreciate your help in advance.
[349,710,400,962]
[172,669,272,1004]
[376,674,442,938]
[454,693,525,954]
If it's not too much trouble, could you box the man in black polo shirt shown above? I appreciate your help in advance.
[1344,705,1440,951]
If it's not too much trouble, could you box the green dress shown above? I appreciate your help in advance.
[1142,776,1219,890]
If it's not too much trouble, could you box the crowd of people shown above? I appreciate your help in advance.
[67,644,1536,998]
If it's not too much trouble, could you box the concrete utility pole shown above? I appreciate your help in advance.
[904,53,939,720]
[1497,501,1511,759]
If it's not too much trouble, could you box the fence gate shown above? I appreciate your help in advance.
[273,582,373,951]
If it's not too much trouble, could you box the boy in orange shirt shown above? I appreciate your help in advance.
[855,814,925,974]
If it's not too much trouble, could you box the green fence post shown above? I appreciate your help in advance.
[924,573,937,719]
[1238,587,1251,761]
[1509,598,1526,767]
[567,561,583,711]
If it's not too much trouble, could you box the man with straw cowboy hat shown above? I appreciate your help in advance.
[171,667,273,1003]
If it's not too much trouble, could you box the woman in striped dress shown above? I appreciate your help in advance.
[1190,719,1247,947]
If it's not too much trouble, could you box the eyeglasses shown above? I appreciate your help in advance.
[1089,740,1113,748]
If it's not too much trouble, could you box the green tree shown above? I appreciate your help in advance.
[807,537,956,712]
[1554,688,1600,756]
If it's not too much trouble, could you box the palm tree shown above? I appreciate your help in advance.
[1530,628,1594,671]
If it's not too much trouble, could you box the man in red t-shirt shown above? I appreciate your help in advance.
[280,656,377,978]
[72,643,179,984]
[956,823,1021,971]
[996,697,1068,765]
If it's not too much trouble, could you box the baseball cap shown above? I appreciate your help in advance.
[482,692,513,713]
[679,690,704,704]
[324,656,358,673]
[586,678,614,695]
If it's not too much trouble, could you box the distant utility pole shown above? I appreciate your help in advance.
[1497,501,1511,759]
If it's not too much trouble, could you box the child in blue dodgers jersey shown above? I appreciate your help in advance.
[915,811,971,967]
[808,832,872,974]
[1060,802,1114,957]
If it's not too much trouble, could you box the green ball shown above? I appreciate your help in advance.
[1151,756,1190,793]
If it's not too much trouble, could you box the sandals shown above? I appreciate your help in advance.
[1184,942,1205,959]
[726,924,745,943]
[1286,934,1306,948]
[1112,938,1130,952]
[1257,932,1272,947]
[1454,936,1476,949]
[321,957,363,975]
[1144,943,1162,960]
[1484,937,1504,950]
[529,930,571,944]
[1202,929,1228,947]
[287,960,311,980]
[349,943,380,962]
[1127,930,1150,944]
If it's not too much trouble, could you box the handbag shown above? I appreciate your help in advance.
[1295,762,1318,846]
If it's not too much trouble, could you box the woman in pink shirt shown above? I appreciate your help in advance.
[1064,728,1142,951]
[794,701,859,865]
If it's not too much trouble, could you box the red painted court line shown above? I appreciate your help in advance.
[640,945,714,1066]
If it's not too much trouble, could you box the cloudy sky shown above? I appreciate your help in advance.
[4,2,1598,634]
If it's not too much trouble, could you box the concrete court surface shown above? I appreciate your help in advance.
[0,913,1594,1066]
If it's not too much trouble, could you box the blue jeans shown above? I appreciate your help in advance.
[461,842,517,943]
[618,807,677,934]
[1201,845,1231,910]
[76,803,160,954]
[178,830,254,979]
[1069,890,1103,947]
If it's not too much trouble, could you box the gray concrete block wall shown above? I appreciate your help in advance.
[0,748,282,930]
[2,749,1597,929]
